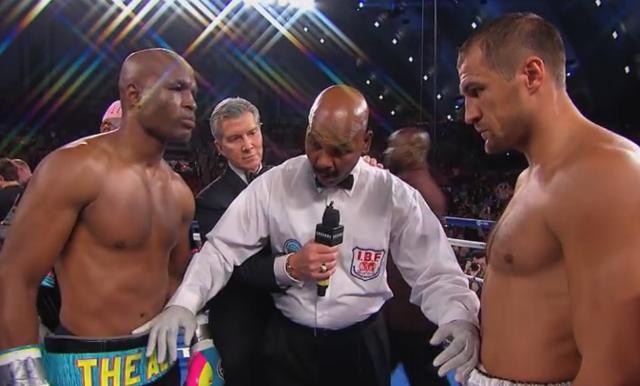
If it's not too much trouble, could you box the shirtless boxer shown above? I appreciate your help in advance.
[0,48,197,386]
[457,13,640,385]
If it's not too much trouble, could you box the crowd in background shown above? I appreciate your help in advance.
[0,122,519,289]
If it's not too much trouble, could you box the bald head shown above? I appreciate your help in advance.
[116,48,197,143]
[384,127,430,173]
[11,158,31,185]
[305,85,372,187]
[308,85,369,142]
[388,127,431,150]
[118,48,194,113]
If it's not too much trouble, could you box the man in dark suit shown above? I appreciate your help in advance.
[195,97,279,386]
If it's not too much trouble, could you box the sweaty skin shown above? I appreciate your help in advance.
[0,49,197,345]
[459,41,640,384]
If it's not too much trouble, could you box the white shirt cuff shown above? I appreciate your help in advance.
[438,304,479,328]
[274,254,303,288]
[166,288,203,315]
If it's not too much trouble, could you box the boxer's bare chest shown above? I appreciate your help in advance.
[487,175,562,275]
[79,165,184,251]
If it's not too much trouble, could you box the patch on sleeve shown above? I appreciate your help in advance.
[283,239,302,254]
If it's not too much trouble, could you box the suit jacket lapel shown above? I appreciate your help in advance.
[221,167,248,197]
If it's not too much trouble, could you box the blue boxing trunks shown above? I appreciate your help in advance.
[42,331,179,386]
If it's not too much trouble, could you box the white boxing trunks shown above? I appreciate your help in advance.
[467,367,571,386]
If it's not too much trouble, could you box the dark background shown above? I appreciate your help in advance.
[1,0,638,185]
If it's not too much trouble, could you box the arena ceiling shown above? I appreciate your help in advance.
[0,0,638,158]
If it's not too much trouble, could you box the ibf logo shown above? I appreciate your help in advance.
[350,247,385,281]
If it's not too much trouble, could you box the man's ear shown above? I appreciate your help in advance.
[214,139,224,158]
[124,83,142,109]
[521,56,544,94]
[362,130,373,154]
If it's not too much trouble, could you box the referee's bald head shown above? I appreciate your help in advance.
[305,85,372,188]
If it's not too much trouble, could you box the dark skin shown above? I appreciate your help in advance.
[288,85,372,285]
[0,49,197,346]
[383,127,446,217]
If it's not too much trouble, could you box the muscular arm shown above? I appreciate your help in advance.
[0,147,98,348]
[548,152,640,385]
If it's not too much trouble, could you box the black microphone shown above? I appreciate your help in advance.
[315,201,344,296]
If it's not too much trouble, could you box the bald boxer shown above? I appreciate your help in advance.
[383,127,449,386]
[137,84,480,386]
[11,159,32,186]
[100,100,122,133]
[384,127,446,216]
[0,48,196,386]
[458,13,640,385]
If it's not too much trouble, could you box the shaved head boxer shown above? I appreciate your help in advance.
[100,100,122,133]
[137,84,480,386]
[0,48,197,386]
[458,13,640,385]
[383,127,449,386]
[11,159,32,186]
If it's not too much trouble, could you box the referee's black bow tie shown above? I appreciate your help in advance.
[315,174,354,190]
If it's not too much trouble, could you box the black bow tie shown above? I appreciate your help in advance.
[315,174,354,190]
[246,171,258,184]
[245,168,263,184]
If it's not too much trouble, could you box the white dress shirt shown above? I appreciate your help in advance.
[170,155,479,330]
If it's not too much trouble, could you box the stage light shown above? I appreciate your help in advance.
[423,74,429,81]
[378,94,384,100]
[471,22,477,29]
[408,56,414,63]
[374,21,380,28]
[595,0,601,6]
[290,0,315,11]
[624,65,630,74]
[436,93,442,100]
[392,38,398,45]
[244,0,316,10]
[366,79,371,85]
[391,110,396,116]
[612,30,618,39]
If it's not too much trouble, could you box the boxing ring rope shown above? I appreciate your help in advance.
[443,216,491,285]
[444,216,495,230]
[448,238,486,250]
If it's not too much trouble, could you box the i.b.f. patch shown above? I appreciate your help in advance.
[350,247,385,281]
